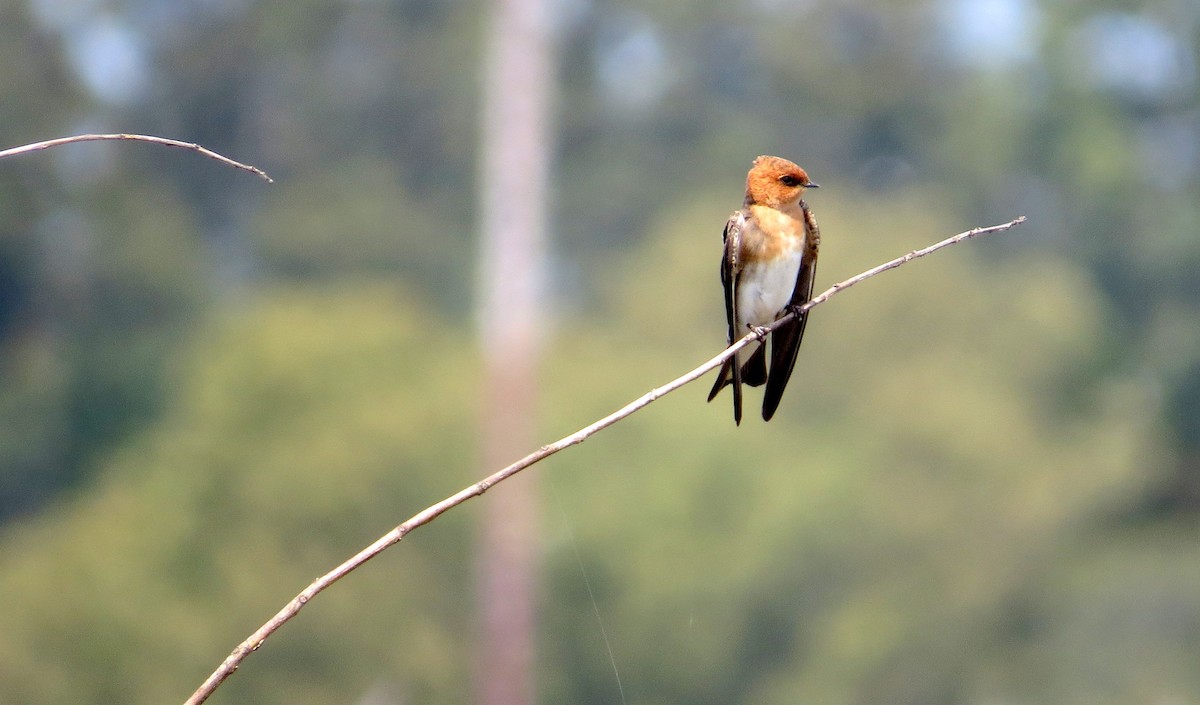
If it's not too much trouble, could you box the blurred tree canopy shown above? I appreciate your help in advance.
[1,0,1198,703]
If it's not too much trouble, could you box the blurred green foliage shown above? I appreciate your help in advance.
[0,0,1198,703]
[0,286,480,704]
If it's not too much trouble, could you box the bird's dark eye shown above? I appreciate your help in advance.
[779,174,801,187]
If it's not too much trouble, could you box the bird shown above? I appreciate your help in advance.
[707,155,821,424]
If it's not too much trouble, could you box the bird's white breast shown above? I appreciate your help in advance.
[737,249,804,327]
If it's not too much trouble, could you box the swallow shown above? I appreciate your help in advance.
[707,155,821,424]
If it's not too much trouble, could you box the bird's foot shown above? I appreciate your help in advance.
[749,324,770,342]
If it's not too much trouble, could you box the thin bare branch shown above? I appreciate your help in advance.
[184,215,1026,705]
[0,134,273,183]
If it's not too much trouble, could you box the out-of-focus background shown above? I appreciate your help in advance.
[1,0,1198,703]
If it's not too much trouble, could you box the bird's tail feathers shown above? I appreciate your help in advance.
[707,359,733,401]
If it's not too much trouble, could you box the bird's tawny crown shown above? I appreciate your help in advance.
[745,155,818,208]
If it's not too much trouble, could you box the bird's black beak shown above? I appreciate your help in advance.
[806,182,820,188]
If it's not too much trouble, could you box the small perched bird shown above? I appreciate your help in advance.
[707,155,821,424]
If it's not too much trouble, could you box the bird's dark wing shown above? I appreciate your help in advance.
[707,211,746,425]
[741,343,768,387]
[762,203,821,421]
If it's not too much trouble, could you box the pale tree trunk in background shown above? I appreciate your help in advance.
[475,0,555,704]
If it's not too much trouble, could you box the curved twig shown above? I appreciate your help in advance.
[0,133,273,183]
[184,216,1027,705]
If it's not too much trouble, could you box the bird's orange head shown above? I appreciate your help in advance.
[744,155,818,208]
